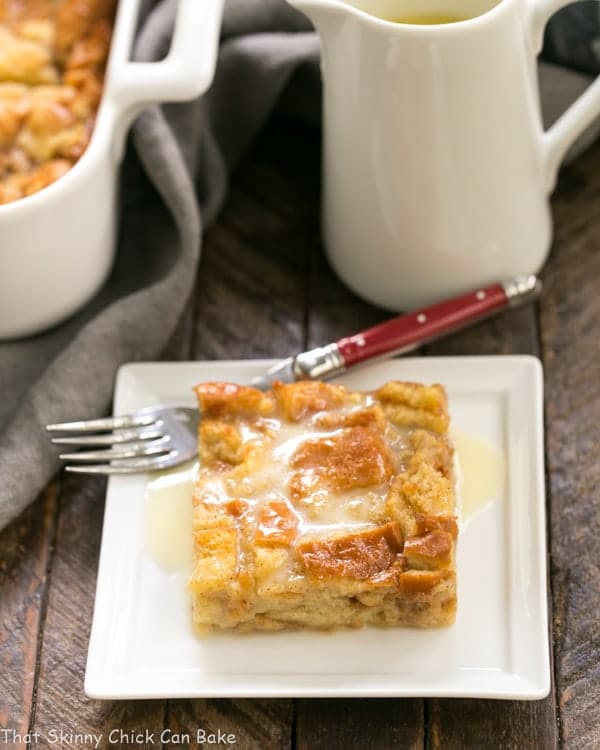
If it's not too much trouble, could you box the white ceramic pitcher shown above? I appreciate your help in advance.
[287,0,600,310]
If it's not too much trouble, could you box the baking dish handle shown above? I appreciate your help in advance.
[108,0,223,111]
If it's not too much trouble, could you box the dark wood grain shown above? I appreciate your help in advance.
[427,699,559,750]
[296,699,424,750]
[538,141,600,750]
[307,246,391,345]
[164,700,293,750]
[190,117,315,361]
[0,485,58,745]
[190,211,305,360]
[424,305,540,357]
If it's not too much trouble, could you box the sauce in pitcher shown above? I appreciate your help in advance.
[387,14,469,24]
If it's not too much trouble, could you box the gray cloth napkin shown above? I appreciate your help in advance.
[0,0,598,531]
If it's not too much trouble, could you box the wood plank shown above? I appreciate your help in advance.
[424,304,540,356]
[189,216,305,359]
[425,299,558,749]
[538,141,600,750]
[426,699,557,750]
[191,117,316,360]
[164,700,293,750]
[296,699,424,750]
[307,244,391,345]
[0,485,58,742]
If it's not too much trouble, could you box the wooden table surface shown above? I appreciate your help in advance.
[1,116,599,750]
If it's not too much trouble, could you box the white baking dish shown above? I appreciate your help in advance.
[0,0,224,339]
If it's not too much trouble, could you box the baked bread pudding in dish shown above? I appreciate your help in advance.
[0,0,117,204]
[190,379,458,632]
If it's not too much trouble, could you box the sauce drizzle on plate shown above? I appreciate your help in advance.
[454,431,505,523]
[144,461,197,572]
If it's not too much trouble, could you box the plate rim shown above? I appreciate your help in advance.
[85,355,550,700]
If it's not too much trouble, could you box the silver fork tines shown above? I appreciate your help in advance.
[46,413,157,432]
[46,406,199,476]
[64,453,180,475]
[59,437,172,462]
[50,427,164,446]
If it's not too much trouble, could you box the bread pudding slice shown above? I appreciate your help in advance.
[189,379,457,632]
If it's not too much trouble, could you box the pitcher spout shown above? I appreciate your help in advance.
[287,0,342,12]
[286,0,346,33]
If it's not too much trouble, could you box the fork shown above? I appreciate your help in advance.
[46,406,199,475]
[48,276,541,476]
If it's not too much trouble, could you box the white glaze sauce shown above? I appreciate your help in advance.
[144,461,198,572]
[453,431,505,522]
[143,425,504,571]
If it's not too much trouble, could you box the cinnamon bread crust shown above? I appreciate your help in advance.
[189,379,458,632]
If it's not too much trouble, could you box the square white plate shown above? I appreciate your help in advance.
[85,356,549,699]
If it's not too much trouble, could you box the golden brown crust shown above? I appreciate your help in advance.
[273,380,349,422]
[195,382,275,419]
[0,0,115,204]
[403,529,454,570]
[199,419,244,467]
[190,379,458,632]
[397,569,453,596]
[297,523,404,582]
[415,513,459,537]
[256,500,299,547]
[376,381,449,433]
[408,429,453,477]
[313,404,387,431]
[289,426,395,498]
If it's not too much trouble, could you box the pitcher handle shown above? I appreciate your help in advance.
[530,0,600,191]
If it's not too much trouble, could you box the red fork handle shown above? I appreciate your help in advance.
[336,283,508,366]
